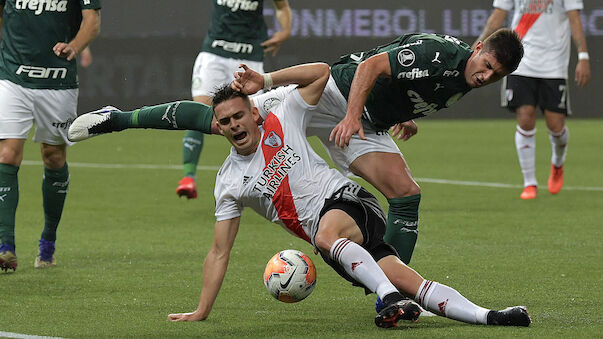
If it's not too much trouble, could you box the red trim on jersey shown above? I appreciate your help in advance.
[261,113,311,243]
[514,0,553,39]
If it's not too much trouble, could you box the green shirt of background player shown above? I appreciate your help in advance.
[0,0,101,272]
[178,0,292,200]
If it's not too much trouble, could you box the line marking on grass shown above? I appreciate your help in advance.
[21,160,603,192]
[0,331,66,339]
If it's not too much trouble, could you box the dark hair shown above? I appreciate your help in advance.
[212,83,251,112]
[482,28,524,73]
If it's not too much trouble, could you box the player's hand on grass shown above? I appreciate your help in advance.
[391,120,418,141]
[232,64,263,95]
[329,116,366,149]
[168,311,207,322]
[575,59,590,88]
[53,42,78,61]
[261,31,289,56]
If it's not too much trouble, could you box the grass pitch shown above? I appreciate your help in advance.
[2,119,602,338]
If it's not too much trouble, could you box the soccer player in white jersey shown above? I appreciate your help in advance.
[166,63,531,328]
[177,0,291,200]
[475,0,591,199]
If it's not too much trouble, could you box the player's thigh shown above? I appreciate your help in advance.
[540,78,569,133]
[503,75,539,129]
[0,80,35,141]
[31,88,77,146]
[351,150,419,199]
[316,209,364,251]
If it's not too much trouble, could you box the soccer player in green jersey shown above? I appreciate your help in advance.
[177,0,291,200]
[0,0,101,272]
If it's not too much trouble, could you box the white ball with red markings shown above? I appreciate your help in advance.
[263,249,316,303]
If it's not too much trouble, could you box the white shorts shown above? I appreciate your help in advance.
[191,52,264,98]
[253,76,402,176]
[0,80,78,145]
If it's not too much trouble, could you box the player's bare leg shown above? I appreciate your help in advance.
[350,152,421,264]
[0,139,24,272]
[516,105,538,199]
[544,110,568,194]
[377,255,531,326]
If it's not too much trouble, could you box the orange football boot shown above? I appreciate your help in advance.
[548,165,564,194]
[176,177,197,199]
[520,185,537,200]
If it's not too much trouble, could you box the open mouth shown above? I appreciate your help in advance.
[475,75,483,87]
[233,131,247,141]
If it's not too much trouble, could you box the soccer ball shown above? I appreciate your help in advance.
[263,249,316,303]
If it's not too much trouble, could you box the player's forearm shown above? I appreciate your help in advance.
[568,10,588,53]
[274,0,292,37]
[195,248,231,318]
[345,57,383,121]
[69,9,100,55]
[474,9,507,48]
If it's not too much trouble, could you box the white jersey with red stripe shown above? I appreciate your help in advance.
[214,89,352,243]
[493,0,583,79]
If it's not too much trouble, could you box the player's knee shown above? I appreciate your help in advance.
[41,149,66,169]
[392,181,421,198]
[0,145,23,166]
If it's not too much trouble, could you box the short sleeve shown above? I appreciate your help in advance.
[81,0,102,10]
[252,85,296,119]
[493,0,514,11]
[271,88,316,132]
[214,164,243,221]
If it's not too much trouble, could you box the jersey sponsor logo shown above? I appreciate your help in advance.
[432,52,442,63]
[16,65,67,79]
[216,0,259,12]
[15,0,68,15]
[396,68,429,80]
[254,144,301,199]
[443,70,460,77]
[211,39,254,54]
[262,97,282,113]
[51,118,74,130]
[397,49,415,67]
[264,131,283,148]
[445,93,464,107]
[407,90,438,115]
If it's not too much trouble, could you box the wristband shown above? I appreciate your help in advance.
[263,73,273,90]
[578,52,589,60]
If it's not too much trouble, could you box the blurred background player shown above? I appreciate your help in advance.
[0,0,101,272]
[475,0,591,199]
[177,0,291,199]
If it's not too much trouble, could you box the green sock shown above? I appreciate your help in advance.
[41,163,69,242]
[182,130,204,177]
[384,194,421,264]
[112,101,214,134]
[0,164,19,247]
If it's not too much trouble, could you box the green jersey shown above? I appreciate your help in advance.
[201,0,269,62]
[0,0,101,90]
[331,33,473,131]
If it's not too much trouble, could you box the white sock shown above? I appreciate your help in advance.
[414,280,490,325]
[515,126,537,187]
[330,238,399,299]
[549,126,569,168]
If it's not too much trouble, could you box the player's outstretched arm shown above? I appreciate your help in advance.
[329,52,390,148]
[473,8,507,49]
[568,10,591,88]
[168,217,240,322]
[54,9,100,61]
[261,0,292,56]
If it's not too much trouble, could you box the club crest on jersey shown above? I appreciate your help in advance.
[397,49,415,67]
[506,89,514,102]
[264,131,282,148]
